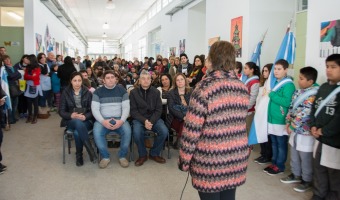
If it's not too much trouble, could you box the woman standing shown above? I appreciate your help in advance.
[179,41,250,200]
[57,56,76,93]
[37,53,52,118]
[59,72,97,166]
[24,54,42,124]
[167,73,192,149]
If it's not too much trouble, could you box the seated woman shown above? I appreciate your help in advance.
[59,72,97,166]
[187,55,204,88]
[157,73,173,121]
[167,73,192,149]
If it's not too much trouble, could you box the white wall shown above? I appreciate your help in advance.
[24,0,85,56]
[205,0,250,63]
[121,0,204,61]
[305,0,340,83]
[121,0,295,65]
[249,0,295,67]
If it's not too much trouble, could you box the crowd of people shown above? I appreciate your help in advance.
[0,42,339,200]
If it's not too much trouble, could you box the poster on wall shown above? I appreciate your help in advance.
[179,39,186,54]
[35,33,43,55]
[230,16,243,58]
[44,25,54,53]
[170,47,176,56]
[320,19,340,58]
[208,36,220,51]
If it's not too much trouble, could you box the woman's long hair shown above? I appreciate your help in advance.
[172,73,191,94]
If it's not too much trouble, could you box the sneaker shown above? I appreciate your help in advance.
[294,180,312,192]
[266,165,284,176]
[280,173,302,183]
[257,157,271,165]
[254,156,264,163]
[263,164,274,173]
[0,163,7,171]
[99,158,110,169]
[119,158,129,168]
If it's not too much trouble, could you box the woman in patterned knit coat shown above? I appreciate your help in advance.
[178,41,250,200]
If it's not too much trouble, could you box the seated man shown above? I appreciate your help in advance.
[92,70,131,168]
[130,71,168,166]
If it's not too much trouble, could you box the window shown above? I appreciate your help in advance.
[125,44,132,61]
[162,0,168,7]
[297,0,308,11]
[138,37,147,61]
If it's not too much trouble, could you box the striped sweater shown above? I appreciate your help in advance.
[178,70,250,193]
[91,85,130,123]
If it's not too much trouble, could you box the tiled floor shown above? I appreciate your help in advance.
[0,113,312,200]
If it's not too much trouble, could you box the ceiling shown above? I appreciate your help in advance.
[0,0,157,41]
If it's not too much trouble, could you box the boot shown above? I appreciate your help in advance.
[76,150,83,167]
[84,140,97,163]
[26,115,32,123]
[31,115,37,124]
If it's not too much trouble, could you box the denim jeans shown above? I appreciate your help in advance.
[39,90,52,107]
[93,120,131,159]
[9,96,18,123]
[270,134,288,171]
[132,119,168,157]
[67,119,92,150]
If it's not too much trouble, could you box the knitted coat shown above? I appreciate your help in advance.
[178,70,250,193]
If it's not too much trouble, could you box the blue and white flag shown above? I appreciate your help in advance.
[1,66,12,111]
[248,29,296,145]
[250,41,262,67]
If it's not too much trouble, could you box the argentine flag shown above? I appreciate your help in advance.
[250,41,262,67]
[1,66,12,111]
[248,30,296,145]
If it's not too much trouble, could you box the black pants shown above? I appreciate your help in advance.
[27,97,39,116]
[260,136,272,160]
[313,143,340,200]
[17,94,28,114]
[0,128,3,162]
[198,189,236,200]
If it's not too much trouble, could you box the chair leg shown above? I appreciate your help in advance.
[130,136,134,161]
[167,133,171,159]
[63,134,66,164]
[68,136,71,154]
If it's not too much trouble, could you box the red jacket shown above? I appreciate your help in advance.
[24,68,41,86]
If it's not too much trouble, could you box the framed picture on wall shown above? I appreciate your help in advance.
[230,16,243,58]
[320,19,340,57]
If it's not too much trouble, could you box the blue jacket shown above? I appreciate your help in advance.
[51,71,61,93]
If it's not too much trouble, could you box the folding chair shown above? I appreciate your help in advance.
[96,131,133,162]
[62,129,94,164]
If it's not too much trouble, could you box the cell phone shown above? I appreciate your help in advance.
[109,119,116,125]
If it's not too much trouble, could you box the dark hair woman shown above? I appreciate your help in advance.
[178,41,250,200]
[57,56,77,93]
[13,54,29,118]
[167,73,192,149]
[187,55,204,88]
[157,73,173,122]
[24,54,42,124]
[59,72,97,166]
[37,53,52,118]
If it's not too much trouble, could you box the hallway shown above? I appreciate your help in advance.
[0,112,312,200]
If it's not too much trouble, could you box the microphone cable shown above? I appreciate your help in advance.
[180,172,190,200]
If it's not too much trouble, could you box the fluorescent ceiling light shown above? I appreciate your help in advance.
[103,22,109,29]
[102,32,107,38]
[7,11,23,20]
[106,0,116,9]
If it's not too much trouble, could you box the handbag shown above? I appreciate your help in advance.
[9,84,23,97]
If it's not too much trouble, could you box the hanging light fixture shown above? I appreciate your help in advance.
[106,0,116,9]
[102,32,108,38]
[103,22,109,29]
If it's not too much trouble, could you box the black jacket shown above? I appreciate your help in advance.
[57,63,76,88]
[178,63,193,77]
[310,82,340,148]
[59,85,93,127]
[166,88,192,127]
[129,86,162,124]
[5,66,21,86]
